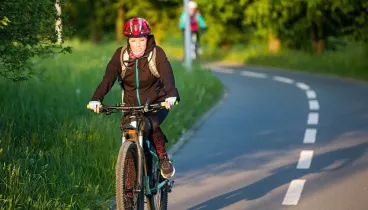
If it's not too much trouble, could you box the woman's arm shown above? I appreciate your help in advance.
[196,13,207,30]
[91,47,122,102]
[179,12,186,30]
[156,46,180,101]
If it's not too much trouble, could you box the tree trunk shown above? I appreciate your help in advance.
[116,7,124,41]
[91,19,103,44]
[268,35,281,53]
[55,0,62,44]
[315,39,326,55]
[220,40,232,51]
[90,1,103,44]
[311,22,325,55]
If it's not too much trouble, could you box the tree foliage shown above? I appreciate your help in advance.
[1,0,367,81]
[58,0,368,51]
[242,0,368,49]
[0,0,72,82]
[64,0,181,44]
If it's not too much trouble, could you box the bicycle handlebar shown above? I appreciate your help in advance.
[87,101,179,113]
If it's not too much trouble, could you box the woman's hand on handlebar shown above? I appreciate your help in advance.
[87,101,102,113]
[164,97,177,110]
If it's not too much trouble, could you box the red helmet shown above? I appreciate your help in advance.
[123,17,151,37]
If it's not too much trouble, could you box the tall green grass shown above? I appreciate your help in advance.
[162,35,368,81]
[246,43,368,81]
[0,41,223,209]
[160,35,267,63]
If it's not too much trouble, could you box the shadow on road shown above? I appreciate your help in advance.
[188,142,368,210]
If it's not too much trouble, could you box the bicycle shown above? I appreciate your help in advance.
[191,32,199,60]
[87,100,177,210]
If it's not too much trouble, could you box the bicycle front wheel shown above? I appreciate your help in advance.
[116,140,144,210]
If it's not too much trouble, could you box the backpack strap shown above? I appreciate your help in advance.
[147,47,160,78]
[120,46,129,80]
[119,46,129,104]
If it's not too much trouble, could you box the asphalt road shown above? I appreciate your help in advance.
[168,64,368,210]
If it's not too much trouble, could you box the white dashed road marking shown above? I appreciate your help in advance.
[207,68,320,206]
[296,82,310,90]
[297,150,314,169]
[211,67,235,74]
[308,113,319,125]
[303,128,317,144]
[306,90,317,99]
[282,179,306,205]
[309,100,320,110]
[273,76,295,84]
[240,71,268,78]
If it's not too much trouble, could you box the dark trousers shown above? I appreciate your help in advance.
[121,108,169,156]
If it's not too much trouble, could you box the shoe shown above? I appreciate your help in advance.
[160,156,175,179]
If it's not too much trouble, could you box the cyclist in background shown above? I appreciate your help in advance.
[179,0,207,55]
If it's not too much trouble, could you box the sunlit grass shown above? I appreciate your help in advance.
[0,40,223,209]
[246,43,368,81]
[163,36,368,81]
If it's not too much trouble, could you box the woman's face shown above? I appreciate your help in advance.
[129,37,147,54]
[189,8,196,15]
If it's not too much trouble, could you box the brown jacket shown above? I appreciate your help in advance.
[91,35,180,105]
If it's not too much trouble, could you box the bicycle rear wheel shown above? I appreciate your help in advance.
[116,140,144,210]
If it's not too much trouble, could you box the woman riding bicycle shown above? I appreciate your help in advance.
[88,17,179,180]
[179,0,207,56]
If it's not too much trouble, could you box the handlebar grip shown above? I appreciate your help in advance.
[87,104,102,109]
[160,101,179,107]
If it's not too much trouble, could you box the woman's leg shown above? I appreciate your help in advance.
[145,109,169,159]
[145,109,175,178]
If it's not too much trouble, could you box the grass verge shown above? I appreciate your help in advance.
[0,40,223,209]
[162,36,368,82]
[246,43,368,81]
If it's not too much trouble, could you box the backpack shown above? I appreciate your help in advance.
[118,46,160,103]
[190,15,199,32]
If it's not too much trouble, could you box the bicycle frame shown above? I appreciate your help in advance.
[87,101,177,209]
[120,113,172,198]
